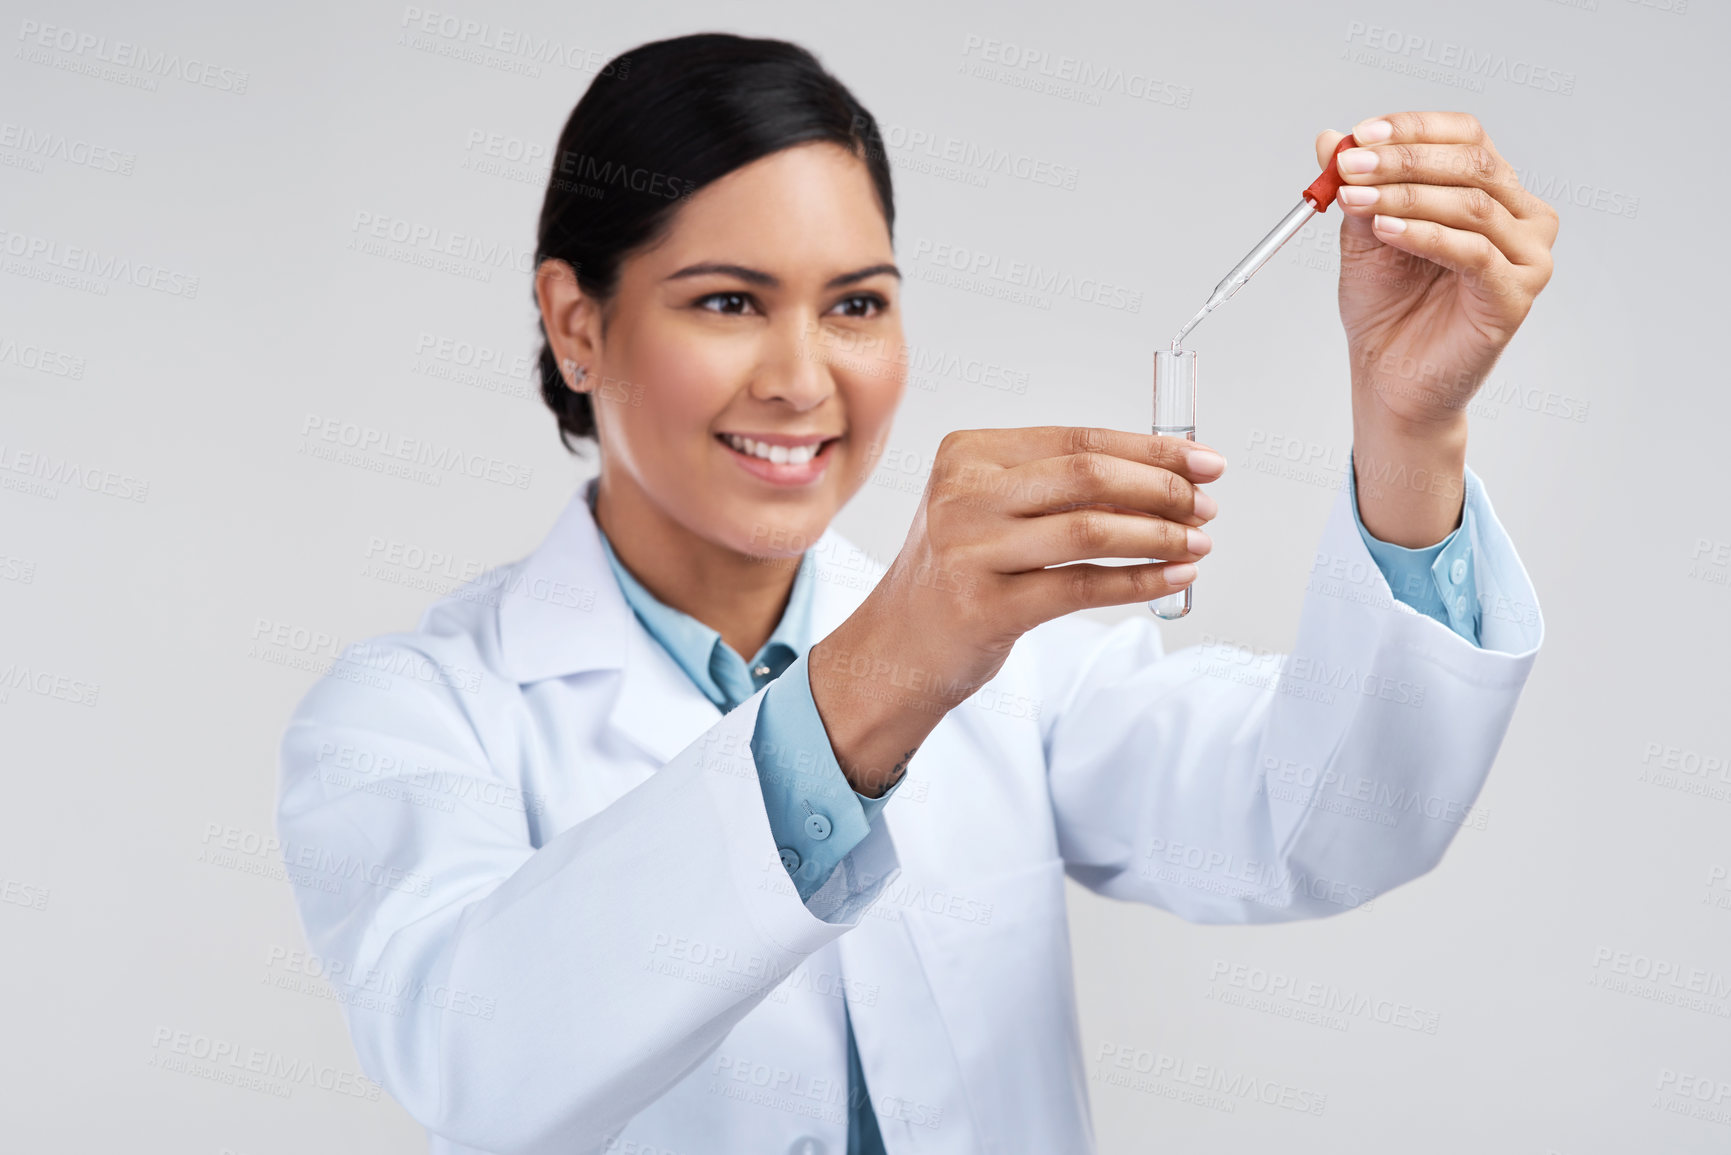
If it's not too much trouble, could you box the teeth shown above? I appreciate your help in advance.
[724,434,823,466]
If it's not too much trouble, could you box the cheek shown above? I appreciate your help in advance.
[837,367,905,464]
[603,333,734,460]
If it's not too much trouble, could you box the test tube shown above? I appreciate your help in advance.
[1149,346,1197,619]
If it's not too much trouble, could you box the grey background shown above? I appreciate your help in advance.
[3,0,1727,1151]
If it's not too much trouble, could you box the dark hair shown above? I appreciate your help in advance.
[534,33,897,452]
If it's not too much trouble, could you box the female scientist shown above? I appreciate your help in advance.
[278,32,1554,1155]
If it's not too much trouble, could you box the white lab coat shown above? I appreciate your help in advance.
[277,475,1542,1155]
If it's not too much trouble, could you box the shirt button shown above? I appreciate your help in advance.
[787,1139,827,1155]
[778,847,802,873]
[753,664,772,678]
[804,813,832,840]
[1449,558,1468,584]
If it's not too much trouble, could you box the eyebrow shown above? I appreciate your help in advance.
[664,261,902,289]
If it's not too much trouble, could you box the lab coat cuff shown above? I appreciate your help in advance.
[1347,447,1481,646]
[1322,461,1539,661]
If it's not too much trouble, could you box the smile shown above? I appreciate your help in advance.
[715,432,840,486]
[721,433,826,465]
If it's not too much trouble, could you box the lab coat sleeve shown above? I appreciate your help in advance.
[276,642,900,1154]
[1034,464,1542,924]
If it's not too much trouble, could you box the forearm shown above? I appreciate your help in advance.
[1351,385,1470,548]
[807,593,959,798]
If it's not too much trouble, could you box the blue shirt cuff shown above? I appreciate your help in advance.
[750,652,905,901]
[1347,449,1482,646]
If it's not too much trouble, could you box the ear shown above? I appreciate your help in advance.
[534,259,601,393]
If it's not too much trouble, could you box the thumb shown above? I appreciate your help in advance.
[1315,129,1348,170]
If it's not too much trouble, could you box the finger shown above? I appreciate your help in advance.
[1015,560,1199,619]
[1365,214,1532,303]
[1335,182,1547,266]
[979,509,1211,573]
[1350,111,1493,148]
[1315,129,1348,170]
[990,452,1222,523]
[946,426,1226,474]
[1352,112,1559,236]
[1336,141,1530,220]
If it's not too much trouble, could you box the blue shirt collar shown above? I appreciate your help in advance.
[585,480,815,711]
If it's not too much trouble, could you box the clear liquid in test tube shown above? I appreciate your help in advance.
[1149,345,1197,619]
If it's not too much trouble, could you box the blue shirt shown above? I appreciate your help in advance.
[588,490,896,1155]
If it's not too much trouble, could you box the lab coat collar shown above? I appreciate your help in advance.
[496,482,634,685]
[495,483,884,687]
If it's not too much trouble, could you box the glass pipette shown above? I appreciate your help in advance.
[1171,133,1360,346]
[1150,132,1361,619]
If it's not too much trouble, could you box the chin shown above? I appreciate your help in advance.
[720,504,834,562]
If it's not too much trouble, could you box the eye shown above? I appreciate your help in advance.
[830,293,887,319]
[696,292,756,316]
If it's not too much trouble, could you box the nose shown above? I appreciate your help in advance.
[748,315,834,412]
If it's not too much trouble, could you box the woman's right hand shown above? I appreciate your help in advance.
[808,426,1225,796]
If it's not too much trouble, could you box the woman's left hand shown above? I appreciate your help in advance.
[1320,111,1559,432]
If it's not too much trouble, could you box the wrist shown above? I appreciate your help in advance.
[807,601,956,797]
[1351,407,1468,548]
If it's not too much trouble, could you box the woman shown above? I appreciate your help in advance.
[278,32,1554,1155]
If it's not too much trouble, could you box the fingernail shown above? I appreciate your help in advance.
[1164,563,1198,586]
[1352,119,1394,144]
[1338,186,1379,207]
[1338,148,1379,174]
[1372,214,1406,234]
[1185,528,1211,556]
[1192,489,1218,519]
[1185,447,1226,477]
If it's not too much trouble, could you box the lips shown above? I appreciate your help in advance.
[715,431,839,486]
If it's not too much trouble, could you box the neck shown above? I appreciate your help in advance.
[593,471,799,659]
